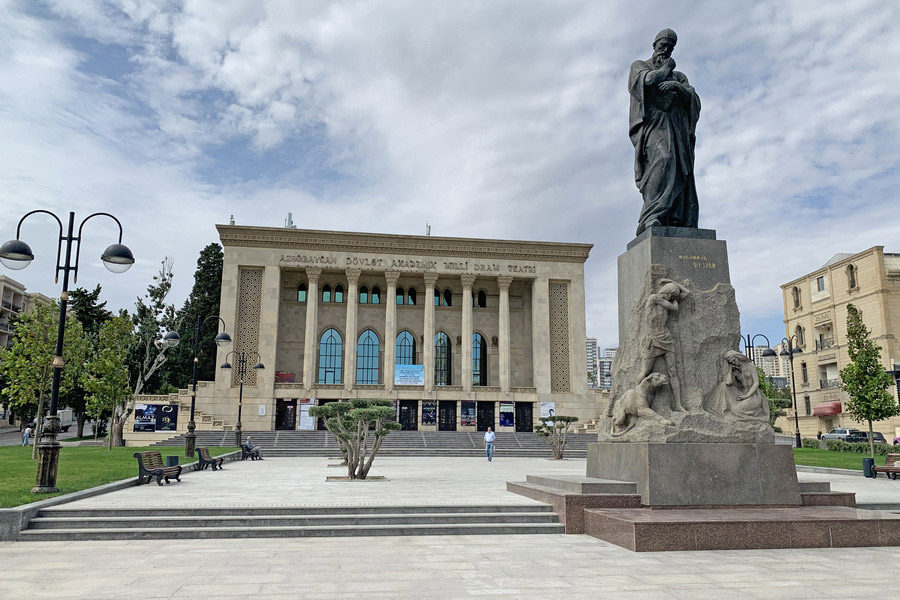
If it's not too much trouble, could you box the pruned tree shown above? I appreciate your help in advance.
[534,415,579,460]
[309,400,401,479]
[84,315,134,449]
[840,304,899,458]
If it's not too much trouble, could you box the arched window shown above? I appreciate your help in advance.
[396,331,415,365]
[434,288,441,306]
[356,329,380,384]
[371,286,381,304]
[317,328,343,384]
[359,286,369,304]
[407,287,417,305]
[434,332,451,386]
[297,283,307,302]
[443,289,452,307]
[334,285,344,303]
[847,264,858,289]
[472,333,487,386]
[795,325,805,347]
[792,286,800,308]
[322,284,332,303]
[396,287,405,305]
[476,290,487,308]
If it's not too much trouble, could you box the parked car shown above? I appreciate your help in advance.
[820,428,860,441]
[844,431,887,444]
[894,436,900,445]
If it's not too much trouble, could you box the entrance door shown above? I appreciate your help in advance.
[275,399,297,430]
[476,401,495,431]
[515,402,534,433]
[438,401,457,431]
[316,399,338,430]
[399,400,418,431]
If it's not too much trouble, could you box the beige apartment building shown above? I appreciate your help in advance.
[127,225,595,440]
[776,247,900,440]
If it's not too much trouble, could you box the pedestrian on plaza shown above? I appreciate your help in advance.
[246,436,264,460]
[22,425,32,446]
[483,427,495,462]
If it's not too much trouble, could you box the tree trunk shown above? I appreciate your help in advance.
[32,394,46,460]
[76,412,86,439]
[868,420,875,458]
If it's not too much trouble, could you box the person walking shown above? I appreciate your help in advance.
[483,427,495,462]
[22,425,32,446]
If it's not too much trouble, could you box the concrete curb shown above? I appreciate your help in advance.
[0,450,240,541]
[796,465,864,477]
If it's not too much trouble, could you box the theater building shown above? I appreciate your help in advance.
[178,224,593,434]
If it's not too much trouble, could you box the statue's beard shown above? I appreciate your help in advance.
[652,52,669,68]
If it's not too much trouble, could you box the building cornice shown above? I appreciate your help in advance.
[216,225,593,264]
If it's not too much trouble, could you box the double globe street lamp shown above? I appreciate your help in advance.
[780,336,804,449]
[220,350,264,447]
[162,317,232,458]
[0,210,134,493]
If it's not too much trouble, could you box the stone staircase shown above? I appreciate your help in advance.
[150,430,598,457]
[19,505,563,541]
[572,418,601,434]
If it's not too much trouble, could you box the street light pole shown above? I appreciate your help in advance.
[221,350,264,448]
[163,316,231,457]
[741,333,776,364]
[780,336,803,449]
[0,210,134,493]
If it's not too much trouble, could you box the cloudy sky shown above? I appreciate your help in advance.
[1,0,899,350]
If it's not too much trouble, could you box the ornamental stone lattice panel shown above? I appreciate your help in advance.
[234,267,263,387]
[548,280,571,392]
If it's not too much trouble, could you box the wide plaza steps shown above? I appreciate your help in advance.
[19,504,564,541]
[151,430,596,457]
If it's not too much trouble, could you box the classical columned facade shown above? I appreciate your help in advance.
[208,225,593,432]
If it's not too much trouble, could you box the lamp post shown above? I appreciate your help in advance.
[0,210,134,493]
[740,333,777,364]
[220,350,264,447]
[162,317,231,457]
[780,336,804,448]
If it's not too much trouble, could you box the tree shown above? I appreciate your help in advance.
[67,285,113,437]
[309,400,401,479]
[160,243,224,389]
[534,415,579,459]
[840,304,899,458]
[84,315,134,449]
[0,302,88,458]
[757,367,792,431]
[109,258,178,447]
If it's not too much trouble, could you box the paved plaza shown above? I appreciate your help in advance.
[2,457,899,599]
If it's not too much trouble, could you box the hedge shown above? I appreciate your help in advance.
[823,439,895,455]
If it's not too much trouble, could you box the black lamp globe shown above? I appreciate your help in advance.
[0,239,35,270]
[214,332,232,347]
[100,243,135,274]
[162,331,181,348]
[761,348,777,358]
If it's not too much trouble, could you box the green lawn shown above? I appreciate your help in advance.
[791,447,884,470]
[0,445,236,508]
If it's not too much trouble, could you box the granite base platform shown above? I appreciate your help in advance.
[585,506,900,552]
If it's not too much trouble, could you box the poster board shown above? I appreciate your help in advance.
[394,365,425,386]
[460,401,476,427]
[540,401,556,424]
[298,398,316,430]
[422,401,437,425]
[499,402,514,427]
[133,404,178,432]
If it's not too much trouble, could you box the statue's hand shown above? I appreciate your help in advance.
[658,80,681,93]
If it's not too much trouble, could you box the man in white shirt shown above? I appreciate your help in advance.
[483,427,496,462]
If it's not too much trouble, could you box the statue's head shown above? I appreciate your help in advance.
[643,372,669,388]
[724,350,748,366]
[658,281,682,300]
[652,28,677,59]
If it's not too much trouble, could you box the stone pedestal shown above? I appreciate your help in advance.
[587,442,801,507]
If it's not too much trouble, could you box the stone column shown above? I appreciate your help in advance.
[302,266,322,391]
[423,273,439,392]
[384,271,400,390]
[344,268,361,391]
[498,276,513,392]
[531,277,551,394]
[461,274,476,391]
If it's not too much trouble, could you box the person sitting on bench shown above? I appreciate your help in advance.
[246,436,264,460]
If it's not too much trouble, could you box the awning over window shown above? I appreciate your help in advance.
[812,401,842,417]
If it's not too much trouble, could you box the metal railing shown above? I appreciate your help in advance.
[816,338,835,350]
[820,378,841,389]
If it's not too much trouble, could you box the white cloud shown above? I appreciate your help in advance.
[1,0,898,351]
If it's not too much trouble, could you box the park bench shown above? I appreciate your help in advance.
[196,447,225,471]
[240,443,261,461]
[873,453,900,480]
[134,451,183,486]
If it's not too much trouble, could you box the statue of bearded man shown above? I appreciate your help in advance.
[628,28,701,236]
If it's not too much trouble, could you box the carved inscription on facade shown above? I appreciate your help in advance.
[678,254,716,269]
[279,254,536,274]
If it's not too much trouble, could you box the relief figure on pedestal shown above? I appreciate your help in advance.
[705,350,770,421]
[639,278,690,411]
[611,372,673,437]
[629,28,701,236]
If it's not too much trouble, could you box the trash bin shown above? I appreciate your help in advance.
[863,457,875,478]
[165,455,179,467]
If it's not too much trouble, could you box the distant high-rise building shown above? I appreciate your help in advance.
[749,346,778,378]
[0,275,51,349]
[586,337,599,388]
[598,347,617,389]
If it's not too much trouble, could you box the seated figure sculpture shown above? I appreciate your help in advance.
[705,350,770,421]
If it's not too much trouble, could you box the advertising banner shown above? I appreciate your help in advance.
[394,365,425,386]
[133,404,157,432]
[460,401,476,427]
[540,401,556,424]
[156,404,179,431]
[499,402,514,427]
[422,401,437,425]
[298,399,316,430]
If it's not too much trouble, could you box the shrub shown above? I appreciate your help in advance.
[822,439,893,455]
[801,438,820,449]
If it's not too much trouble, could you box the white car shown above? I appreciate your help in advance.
[820,428,860,441]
